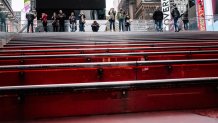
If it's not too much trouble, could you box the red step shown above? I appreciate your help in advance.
[0,59,218,86]
[0,77,218,121]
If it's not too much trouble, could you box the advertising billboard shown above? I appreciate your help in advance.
[161,0,171,31]
[196,0,206,31]
[212,0,218,15]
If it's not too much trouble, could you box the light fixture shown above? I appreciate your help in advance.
[1,10,9,13]
[0,0,3,6]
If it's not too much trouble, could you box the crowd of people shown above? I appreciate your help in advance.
[153,5,189,32]
[108,8,131,32]
[26,5,189,33]
[26,10,89,33]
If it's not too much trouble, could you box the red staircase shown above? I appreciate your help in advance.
[1,32,218,121]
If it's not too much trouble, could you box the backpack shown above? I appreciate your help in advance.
[172,9,180,18]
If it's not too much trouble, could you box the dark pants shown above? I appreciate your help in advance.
[59,22,65,32]
[109,19,115,31]
[92,26,99,32]
[174,18,180,32]
[119,19,125,32]
[125,25,131,31]
[155,20,163,32]
[70,23,77,32]
[79,23,85,32]
[42,21,47,32]
[27,21,34,33]
[53,26,58,32]
[183,20,189,30]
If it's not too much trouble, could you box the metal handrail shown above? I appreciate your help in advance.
[0,50,218,59]
[0,77,218,94]
[6,40,218,46]
[5,42,218,48]
[18,23,28,33]
[1,0,14,17]
[0,59,218,70]
[1,45,218,53]
[9,37,218,44]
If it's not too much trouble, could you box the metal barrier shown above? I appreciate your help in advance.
[0,77,218,94]
[1,58,218,70]
[1,45,218,55]
[1,50,218,59]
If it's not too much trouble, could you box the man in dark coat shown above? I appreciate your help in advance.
[58,10,66,32]
[171,6,181,32]
[153,7,163,32]
[26,10,36,33]
[181,11,189,30]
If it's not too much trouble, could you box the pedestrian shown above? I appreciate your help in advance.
[181,11,189,30]
[41,13,48,32]
[58,10,66,32]
[108,8,116,32]
[117,8,126,32]
[171,6,181,32]
[91,20,100,32]
[51,12,59,32]
[125,14,131,31]
[153,7,163,32]
[79,12,86,32]
[69,12,77,32]
[26,10,36,33]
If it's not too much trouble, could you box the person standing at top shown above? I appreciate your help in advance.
[125,14,131,31]
[153,7,163,32]
[78,12,86,32]
[108,8,116,32]
[26,10,36,33]
[69,12,77,32]
[51,12,59,32]
[117,8,126,32]
[181,11,189,30]
[41,13,48,32]
[171,6,181,32]
[58,10,66,32]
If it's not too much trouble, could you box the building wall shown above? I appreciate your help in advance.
[135,0,161,20]
[170,0,189,14]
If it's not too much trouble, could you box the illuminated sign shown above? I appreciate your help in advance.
[196,0,206,31]
[24,0,30,12]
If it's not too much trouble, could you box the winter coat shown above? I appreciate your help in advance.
[153,10,163,20]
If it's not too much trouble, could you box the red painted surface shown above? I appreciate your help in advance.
[1,38,218,121]
[1,53,218,66]
[0,56,144,66]
[3,42,218,50]
[0,85,218,121]
[1,47,218,56]
[1,63,218,86]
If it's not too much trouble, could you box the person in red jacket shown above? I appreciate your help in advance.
[41,13,48,32]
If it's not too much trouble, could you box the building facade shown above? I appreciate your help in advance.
[170,0,189,14]
[114,0,136,19]
[135,0,161,20]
